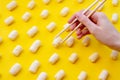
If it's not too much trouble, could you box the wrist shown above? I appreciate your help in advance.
[110,33,120,51]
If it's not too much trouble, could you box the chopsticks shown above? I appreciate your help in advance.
[55,0,99,38]
[55,0,106,44]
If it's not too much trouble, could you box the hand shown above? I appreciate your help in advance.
[68,10,120,51]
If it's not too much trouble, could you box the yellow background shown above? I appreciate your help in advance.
[0,0,120,80]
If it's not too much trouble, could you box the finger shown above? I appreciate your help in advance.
[72,10,90,31]
[77,34,85,39]
[68,14,76,23]
[83,10,99,23]
[77,31,89,39]
[82,28,90,35]
[71,22,85,31]
[75,12,97,34]
[90,12,99,24]
[81,10,100,24]
[76,28,82,35]
[76,25,85,35]
[68,10,84,23]
[77,29,90,39]
[70,21,79,30]
[78,24,85,31]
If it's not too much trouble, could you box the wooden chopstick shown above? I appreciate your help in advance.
[55,0,99,38]
[61,0,106,43]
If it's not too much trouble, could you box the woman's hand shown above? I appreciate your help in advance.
[68,10,120,51]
